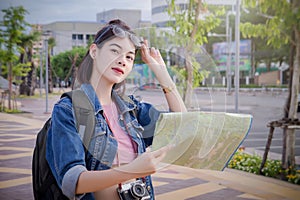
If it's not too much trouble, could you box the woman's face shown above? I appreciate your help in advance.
[92,36,136,85]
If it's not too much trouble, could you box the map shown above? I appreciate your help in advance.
[151,111,252,171]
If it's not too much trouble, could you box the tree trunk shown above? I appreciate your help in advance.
[8,62,12,110]
[29,61,36,96]
[286,28,300,168]
[183,0,203,109]
[184,53,193,108]
[48,53,53,93]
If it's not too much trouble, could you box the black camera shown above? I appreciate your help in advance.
[117,180,151,200]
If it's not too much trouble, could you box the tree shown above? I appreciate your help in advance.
[241,0,300,170]
[18,30,40,95]
[51,47,86,81]
[166,0,224,108]
[46,36,56,93]
[0,6,30,110]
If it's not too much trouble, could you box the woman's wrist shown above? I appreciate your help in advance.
[161,83,176,94]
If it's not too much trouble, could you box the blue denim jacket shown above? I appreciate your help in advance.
[46,84,161,199]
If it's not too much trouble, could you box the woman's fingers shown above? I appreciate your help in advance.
[151,145,172,159]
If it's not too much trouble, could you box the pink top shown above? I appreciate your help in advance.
[102,102,137,165]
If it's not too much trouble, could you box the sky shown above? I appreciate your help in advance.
[0,0,152,24]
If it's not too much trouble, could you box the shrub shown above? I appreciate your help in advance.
[228,149,299,185]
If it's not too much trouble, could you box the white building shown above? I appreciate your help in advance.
[42,21,101,55]
[151,0,188,27]
[39,9,150,55]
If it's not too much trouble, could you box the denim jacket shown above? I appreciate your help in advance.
[46,84,161,199]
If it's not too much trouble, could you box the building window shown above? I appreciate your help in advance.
[152,4,187,15]
[72,34,84,47]
[77,34,83,40]
[86,34,95,42]
[152,5,168,15]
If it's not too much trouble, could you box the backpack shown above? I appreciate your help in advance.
[32,90,95,200]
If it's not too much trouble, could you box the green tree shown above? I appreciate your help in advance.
[51,46,87,87]
[166,0,224,108]
[46,36,56,93]
[18,29,40,95]
[241,0,300,170]
[0,6,30,110]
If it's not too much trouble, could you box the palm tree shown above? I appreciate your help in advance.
[18,31,40,95]
[47,37,55,93]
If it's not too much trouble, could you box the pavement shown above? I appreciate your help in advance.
[0,89,300,199]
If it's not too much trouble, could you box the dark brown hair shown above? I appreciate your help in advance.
[76,19,134,90]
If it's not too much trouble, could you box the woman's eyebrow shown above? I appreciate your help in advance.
[109,43,135,55]
[109,43,122,49]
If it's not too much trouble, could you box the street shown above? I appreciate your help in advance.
[131,87,300,163]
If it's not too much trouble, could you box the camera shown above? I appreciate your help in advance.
[117,180,151,200]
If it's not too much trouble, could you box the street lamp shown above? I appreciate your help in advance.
[39,50,43,98]
[205,0,240,113]
[226,10,235,93]
[234,0,241,113]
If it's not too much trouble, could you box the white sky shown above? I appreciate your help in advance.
[0,0,152,24]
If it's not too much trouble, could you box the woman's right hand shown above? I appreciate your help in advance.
[117,145,171,177]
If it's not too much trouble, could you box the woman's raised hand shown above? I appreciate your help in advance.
[140,40,166,71]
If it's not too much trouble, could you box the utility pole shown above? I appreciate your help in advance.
[39,50,43,97]
[234,0,240,113]
[45,38,49,113]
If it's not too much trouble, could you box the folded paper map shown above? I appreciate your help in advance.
[151,111,252,171]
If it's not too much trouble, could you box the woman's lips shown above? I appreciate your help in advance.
[112,67,124,74]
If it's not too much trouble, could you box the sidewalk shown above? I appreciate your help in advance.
[0,94,299,199]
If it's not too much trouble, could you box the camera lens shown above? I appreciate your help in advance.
[131,183,145,198]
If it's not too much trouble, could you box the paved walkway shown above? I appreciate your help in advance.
[0,93,299,199]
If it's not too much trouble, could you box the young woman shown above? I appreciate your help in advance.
[46,19,186,200]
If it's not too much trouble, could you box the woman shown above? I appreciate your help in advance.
[46,19,186,200]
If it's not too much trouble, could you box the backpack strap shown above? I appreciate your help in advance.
[62,90,95,149]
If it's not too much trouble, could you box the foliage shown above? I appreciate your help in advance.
[51,47,87,80]
[228,149,300,185]
[241,0,298,49]
[166,0,224,107]
[0,6,31,109]
[0,6,30,78]
[0,107,22,113]
[241,0,300,171]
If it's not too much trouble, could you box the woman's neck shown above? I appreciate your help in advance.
[91,77,113,106]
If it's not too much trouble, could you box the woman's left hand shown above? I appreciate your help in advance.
[140,40,166,72]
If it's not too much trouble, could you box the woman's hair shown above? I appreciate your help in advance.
[75,19,135,93]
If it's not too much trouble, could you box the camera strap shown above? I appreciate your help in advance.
[102,111,146,190]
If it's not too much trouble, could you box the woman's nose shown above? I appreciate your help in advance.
[117,61,126,67]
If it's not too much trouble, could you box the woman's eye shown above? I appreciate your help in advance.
[111,49,119,54]
[126,55,134,61]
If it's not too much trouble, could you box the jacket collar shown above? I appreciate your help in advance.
[80,83,136,115]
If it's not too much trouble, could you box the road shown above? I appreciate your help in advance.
[131,87,300,164]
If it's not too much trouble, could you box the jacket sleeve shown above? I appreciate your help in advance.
[46,97,87,199]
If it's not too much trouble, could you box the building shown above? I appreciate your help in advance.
[152,0,188,27]
[41,21,102,55]
[36,9,151,56]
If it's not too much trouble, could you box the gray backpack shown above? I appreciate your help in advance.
[32,90,95,199]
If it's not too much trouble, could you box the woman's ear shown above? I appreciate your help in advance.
[89,44,97,59]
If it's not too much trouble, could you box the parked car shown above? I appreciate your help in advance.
[139,83,161,90]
